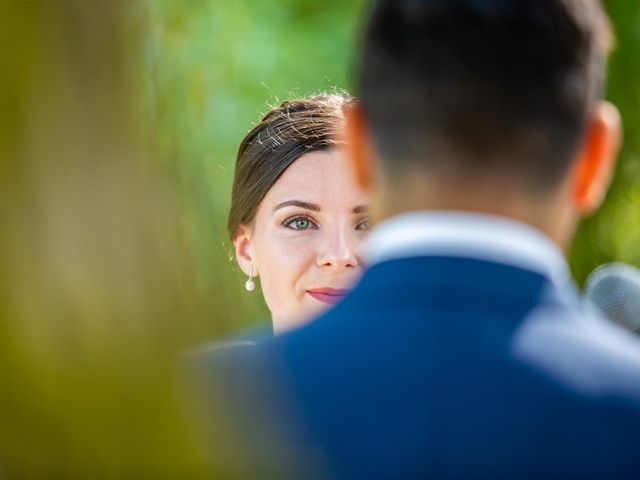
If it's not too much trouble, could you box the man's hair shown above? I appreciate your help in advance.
[358,0,613,189]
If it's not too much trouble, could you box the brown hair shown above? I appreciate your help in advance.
[227,93,354,237]
[359,0,613,188]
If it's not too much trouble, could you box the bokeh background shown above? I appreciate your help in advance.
[141,0,368,337]
[141,0,640,335]
[0,0,638,477]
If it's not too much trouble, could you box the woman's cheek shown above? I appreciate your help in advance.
[259,236,305,292]
[290,238,320,280]
[271,231,316,263]
[257,231,316,292]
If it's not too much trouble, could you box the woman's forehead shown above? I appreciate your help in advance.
[261,150,368,209]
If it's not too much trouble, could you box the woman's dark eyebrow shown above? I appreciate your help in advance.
[353,205,369,214]
[273,201,370,213]
[274,200,321,212]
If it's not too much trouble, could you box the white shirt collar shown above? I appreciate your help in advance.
[364,211,572,288]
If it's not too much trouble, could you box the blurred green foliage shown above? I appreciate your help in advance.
[0,3,368,474]
[0,0,223,476]
[141,0,640,331]
[571,0,640,281]
[141,0,367,335]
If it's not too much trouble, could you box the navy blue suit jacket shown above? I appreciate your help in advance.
[194,256,640,479]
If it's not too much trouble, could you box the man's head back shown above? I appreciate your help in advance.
[348,0,620,244]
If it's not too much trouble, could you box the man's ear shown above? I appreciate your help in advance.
[345,103,375,190]
[572,101,622,215]
[232,224,257,277]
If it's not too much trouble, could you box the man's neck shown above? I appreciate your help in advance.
[374,173,577,252]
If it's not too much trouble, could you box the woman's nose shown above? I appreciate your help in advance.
[316,229,359,272]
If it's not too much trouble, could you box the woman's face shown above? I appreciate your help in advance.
[233,148,369,333]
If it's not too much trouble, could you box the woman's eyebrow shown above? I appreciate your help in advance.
[274,200,321,212]
[353,205,369,214]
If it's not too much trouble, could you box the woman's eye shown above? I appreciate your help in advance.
[356,219,370,231]
[284,216,317,231]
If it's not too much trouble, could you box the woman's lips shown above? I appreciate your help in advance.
[306,288,350,305]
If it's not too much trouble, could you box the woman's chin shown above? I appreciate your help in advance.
[272,301,333,334]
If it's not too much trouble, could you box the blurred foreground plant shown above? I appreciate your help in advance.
[0,1,220,477]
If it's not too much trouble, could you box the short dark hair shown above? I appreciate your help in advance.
[358,0,613,188]
[228,93,354,237]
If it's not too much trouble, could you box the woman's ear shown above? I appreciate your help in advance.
[232,224,258,277]
[345,103,375,191]
[572,100,622,214]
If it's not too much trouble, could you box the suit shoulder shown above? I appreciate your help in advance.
[514,301,640,399]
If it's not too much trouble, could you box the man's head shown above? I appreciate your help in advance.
[347,0,621,247]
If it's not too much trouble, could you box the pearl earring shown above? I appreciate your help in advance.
[245,265,255,292]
